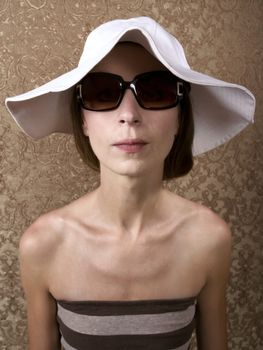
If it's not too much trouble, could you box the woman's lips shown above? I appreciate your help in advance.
[113,139,148,153]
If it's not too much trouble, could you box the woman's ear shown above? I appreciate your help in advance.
[81,110,89,136]
[82,121,89,136]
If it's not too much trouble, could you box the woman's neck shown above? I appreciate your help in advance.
[94,168,165,240]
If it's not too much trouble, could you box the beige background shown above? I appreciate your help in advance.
[0,1,262,349]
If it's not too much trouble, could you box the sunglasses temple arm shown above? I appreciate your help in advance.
[177,82,184,97]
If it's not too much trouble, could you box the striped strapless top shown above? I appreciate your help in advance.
[56,297,196,350]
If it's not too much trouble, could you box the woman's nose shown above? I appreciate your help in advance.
[117,90,142,125]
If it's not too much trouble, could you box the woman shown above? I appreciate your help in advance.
[5,17,255,350]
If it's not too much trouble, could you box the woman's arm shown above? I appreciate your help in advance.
[196,217,232,350]
[19,218,61,350]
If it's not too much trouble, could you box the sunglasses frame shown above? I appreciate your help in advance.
[76,71,184,112]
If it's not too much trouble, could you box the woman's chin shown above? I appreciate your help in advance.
[100,160,161,180]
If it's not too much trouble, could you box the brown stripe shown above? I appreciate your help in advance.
[61,336,192,350]
[57,315,195,350]
[57,297,196,316]
[61,337,77,350]
[57,303,195,335]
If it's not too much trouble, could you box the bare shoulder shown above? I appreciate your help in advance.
[171,192,232,249]
[19,192,94,266]
[177,196,232,279]
[19,210,68,349]
[166,191,232,277]
[187,204,232,349]
[192,202,231,240]
[194,203,231,254]
[19,208,67,268]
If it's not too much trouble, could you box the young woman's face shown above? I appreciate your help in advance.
[82,43,180,179]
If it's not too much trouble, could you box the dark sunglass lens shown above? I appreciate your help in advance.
[136,72,178,109]
[81,75,121,110]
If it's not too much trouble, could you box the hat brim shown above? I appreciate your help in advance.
[5,20,255,155]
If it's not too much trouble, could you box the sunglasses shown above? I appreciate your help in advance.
[76,70,184,111]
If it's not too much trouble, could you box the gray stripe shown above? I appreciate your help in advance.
[57,303,195,335]
[61,336,77,350]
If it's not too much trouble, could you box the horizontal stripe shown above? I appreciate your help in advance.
[57,303,195,335]
[61,336,192,350]
[61,337,77,350]
[57,297,196,316]
[58,319,195,350]
[57,298,196,349]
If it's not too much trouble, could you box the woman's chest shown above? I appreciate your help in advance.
[49,229,205,301]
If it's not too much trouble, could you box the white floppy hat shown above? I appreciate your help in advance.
[5,16,255,155]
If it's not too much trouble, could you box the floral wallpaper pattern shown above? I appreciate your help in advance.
[0,1,262,349]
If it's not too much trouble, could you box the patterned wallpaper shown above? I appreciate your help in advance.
[0,1,262,349]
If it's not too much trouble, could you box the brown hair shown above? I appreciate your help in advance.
[71,80,194,180]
